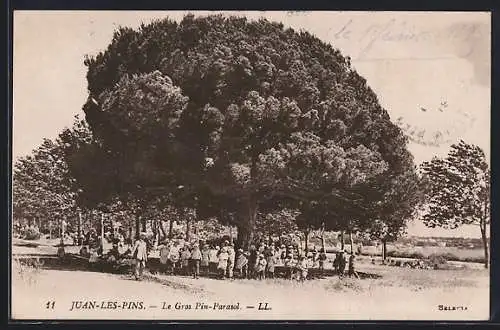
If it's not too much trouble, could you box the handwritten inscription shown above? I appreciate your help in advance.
[396,117,473,147]
[395,103,476,147]
[329,18,481,60]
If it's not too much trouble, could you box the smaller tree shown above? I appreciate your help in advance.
[421,140,490,268]
[359,157,424,261]
[13,133,81,241]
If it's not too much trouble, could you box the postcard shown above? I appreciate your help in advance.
[11,10,490,321]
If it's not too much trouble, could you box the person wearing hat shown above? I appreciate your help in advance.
[333,251,340,273]
[131,232,148,280]
[306,252,314,270]
[337,250,347,278]
[180,246,192,276]
[248,245,257,279]
[256,254,267,280]
[348,252,359,279]
[286,245,294,260]
[266,247,277,279]
[280,245,287,265]
[318,248,327,276]
[208,245,219,275]
[168,240,180,275]
[258,244,265,255]
[297,255,309,282]
[284,252,295,280]
[226,243,236,279]
[191,243,202,279]
[201,243,210,276]
[311,246,319,269]
[217,246,229,279]
[159,240,171,274]
[107,241,121,264]
[235,249,248,279]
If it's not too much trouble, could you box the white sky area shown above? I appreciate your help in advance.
[13,11,491,239]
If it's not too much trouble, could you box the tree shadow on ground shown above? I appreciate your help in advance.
[16,255,127,275]
[16,255,382,281]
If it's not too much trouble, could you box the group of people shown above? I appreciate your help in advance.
[333,250,359,279]
[80,231,360,281]
[154,238,359,281]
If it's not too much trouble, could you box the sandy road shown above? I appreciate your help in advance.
[11,264,489,321]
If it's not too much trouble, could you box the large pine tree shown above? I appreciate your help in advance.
[76,14,417,247]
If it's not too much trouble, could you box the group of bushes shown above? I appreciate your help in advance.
[385,250,485,264]
[22,227,41,240]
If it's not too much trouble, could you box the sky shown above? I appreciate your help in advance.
[13,11,491,238]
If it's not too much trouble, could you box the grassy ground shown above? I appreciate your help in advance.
[11,238,489,320]
[11,251,489,321]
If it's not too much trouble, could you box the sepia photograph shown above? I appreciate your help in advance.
[11,10,491,321]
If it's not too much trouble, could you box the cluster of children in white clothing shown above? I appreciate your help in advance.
[156,239,358,281]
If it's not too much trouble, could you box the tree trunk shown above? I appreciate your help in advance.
[237,197,257,249]
[186,215,191,242]
[382,240,387,262]
[159,220,168,240]
[141,217,147,233]
[135,215,140,240]
[320,223,326,251]
[340,231,345,250]
[480,217,489,269]
[60,217,64,242]
[100,213,104,246]
[237,222,255,249]
[349,232,354,254]
[78,211,82,246]
[169,219,174,239]
[304,230,310,253]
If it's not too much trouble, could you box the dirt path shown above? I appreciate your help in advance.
[11,265,489,321]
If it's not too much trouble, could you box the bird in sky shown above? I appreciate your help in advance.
[439,101,448,112]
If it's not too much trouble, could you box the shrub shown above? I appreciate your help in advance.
[328,277,363,292]
[13,258,43,286]
[428,253,448,266]
[461,256,486,263]
[23,227,41,240]
[387,250,425,260]
[408,252,425,259]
